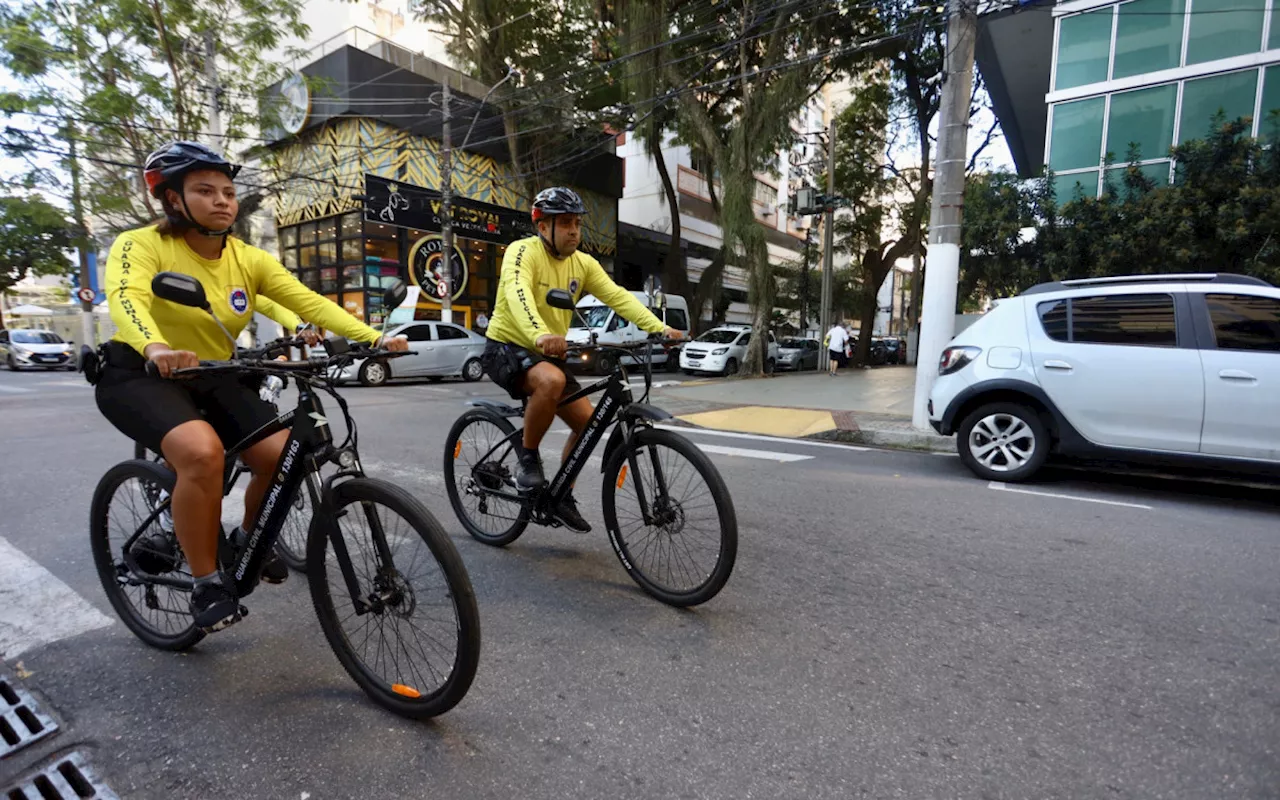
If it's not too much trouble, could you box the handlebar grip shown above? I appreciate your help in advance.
[144,361,160,378]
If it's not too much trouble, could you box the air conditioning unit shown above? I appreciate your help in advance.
[794,186,819,215]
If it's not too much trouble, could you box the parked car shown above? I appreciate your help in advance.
[680,325,779,376]
[1,329,76,371]
[337,321,486,386]
[880,336,904,365]
[928,273,1280,482]
[567,291,692,374]
[777,337,820,371]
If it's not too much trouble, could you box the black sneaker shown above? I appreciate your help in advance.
[554,493,592,533]
[191,579,242,632]
[516,449,545,492]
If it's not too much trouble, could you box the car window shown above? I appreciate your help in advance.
[401,325,433,342]
[658,308,689,330]
[1039,294,1177,347]
[436,325,468,341]
[696,330,738,344]
[11,330,64,344]
[606,314,625,332]
[1206,294,1280,352]
[738,332,751,346]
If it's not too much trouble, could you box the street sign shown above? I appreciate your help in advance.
[77,287,96,304]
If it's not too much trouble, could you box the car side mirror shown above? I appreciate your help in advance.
[382,280,407,309]
[546,289,575,310]
[152,272,209,310]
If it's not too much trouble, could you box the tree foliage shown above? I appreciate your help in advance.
[0,0,311,235]
[0,194,74,325]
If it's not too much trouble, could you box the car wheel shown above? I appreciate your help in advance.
[358,359,390,387]
[596,352,617,376]
[723,358,738,376]
[6,354,18,372]
[956,402,1049,483]
[462,358,484,382]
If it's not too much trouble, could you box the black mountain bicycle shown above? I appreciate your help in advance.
[443,289,737,607]
[90,273,480,719]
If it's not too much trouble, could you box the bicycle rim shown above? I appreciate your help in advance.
[602,429,738,607]
[308,478,480,719]
[90,461,204,650]
[444,410,529,546]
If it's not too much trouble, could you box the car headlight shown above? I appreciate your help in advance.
[939,346,981,375]
[712,347,729,355]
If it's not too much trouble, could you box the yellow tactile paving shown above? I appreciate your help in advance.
[677,406,835,438]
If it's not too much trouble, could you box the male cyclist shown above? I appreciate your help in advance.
[482,187,683,532]
[96,141,407,632]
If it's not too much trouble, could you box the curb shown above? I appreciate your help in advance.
[805,424,956,453]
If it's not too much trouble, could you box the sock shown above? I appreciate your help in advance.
[193,571,223,589]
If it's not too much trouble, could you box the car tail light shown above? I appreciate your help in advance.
[938,346,981,375]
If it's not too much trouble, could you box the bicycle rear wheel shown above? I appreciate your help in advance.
[273,470,319,572]
[90,459,205,650]
[307,477,481,719]
[443,409,530,546]
[602,428,737,607]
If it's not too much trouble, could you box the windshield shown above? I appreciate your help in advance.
[12,331,63,344]
[576,305,612,329]
[780,338,809,348]
[696,330,740,344]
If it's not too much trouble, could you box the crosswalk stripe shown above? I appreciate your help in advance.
[694,443,813,462]
[0,537,114,659]
[0,385,32,394]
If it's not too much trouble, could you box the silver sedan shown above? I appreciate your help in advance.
[338,321,487,387]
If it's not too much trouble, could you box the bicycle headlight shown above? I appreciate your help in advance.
[336,449,358,469]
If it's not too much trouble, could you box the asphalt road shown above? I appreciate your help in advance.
[0,367,1277,799]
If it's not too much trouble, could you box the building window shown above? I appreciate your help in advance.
[1263,66,1280,143]
[1113,0,1185,79]
[1106,83,1177,163]
[1052,170,1101,200]
[1271,3,1280,51]
[1178,69,1259,143]
[1104,162,1171,198]
[1185,0,1266,65]
[1055,9,1113,90]
[1050,97,1106,170]
[754,180,777,208]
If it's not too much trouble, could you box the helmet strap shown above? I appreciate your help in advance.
[176,187,233,239]
[539,215,561,258]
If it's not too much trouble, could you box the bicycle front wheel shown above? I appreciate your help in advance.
[602,428,738,607]
[307,477,481,719]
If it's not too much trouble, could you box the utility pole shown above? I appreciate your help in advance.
[911,0,977,429]
[818,116,836,371]
[438,77,455,324]
[799,225,811,332]
[66,127,95,348]
[202,30,223,142]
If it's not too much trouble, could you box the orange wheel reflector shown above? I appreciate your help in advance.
[453,440,462,459]
[616,464,628,489]
[392,684,421,698]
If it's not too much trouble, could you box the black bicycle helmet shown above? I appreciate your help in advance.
[143,141,242,237]
[531,187,586,257]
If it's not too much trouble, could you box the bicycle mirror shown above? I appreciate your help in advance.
[152,272,209,310]
[546,289,575,310]
[382,280,407,309]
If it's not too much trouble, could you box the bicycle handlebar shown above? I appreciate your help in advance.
[144,344,415,379]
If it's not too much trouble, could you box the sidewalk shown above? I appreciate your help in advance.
[651,367,956,452]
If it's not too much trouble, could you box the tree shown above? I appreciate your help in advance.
[0,0,312,235]
[0,194,74,329]
[957,172,1039,309]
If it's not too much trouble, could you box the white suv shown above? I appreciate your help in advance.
[680,326,779,376]
[928,274,1280,482]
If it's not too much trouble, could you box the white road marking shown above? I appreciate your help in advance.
[0,537,114,659]
[0,385,32,394]
[655,424,872,451]
[988,481,1153,510]
[694,443,813,462]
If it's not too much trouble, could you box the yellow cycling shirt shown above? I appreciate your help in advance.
[105,225,381,360]
[256,296,301,333]
[486,236,665,352]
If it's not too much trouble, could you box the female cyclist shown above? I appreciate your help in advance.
[97,141,407,632]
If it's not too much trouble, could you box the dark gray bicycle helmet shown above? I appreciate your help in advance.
[144,141,242,237]
[531,187,586,257]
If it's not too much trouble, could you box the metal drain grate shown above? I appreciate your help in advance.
[0,674,57,759]
[3,752,119,800]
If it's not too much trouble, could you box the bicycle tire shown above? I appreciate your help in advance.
[601,428,738,607]
[273,471,317,572]
[307,477,481,719]
[443,409,530,547]
[90,459,205,651]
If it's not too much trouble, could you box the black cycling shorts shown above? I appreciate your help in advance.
[95,342,279,456]
[481,339,581,401]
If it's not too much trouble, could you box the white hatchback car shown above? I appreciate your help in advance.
[680,326,779,376]
[928,273,1280,482]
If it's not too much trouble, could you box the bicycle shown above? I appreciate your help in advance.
[90,273,481,719]
[443,288,737,607]
[131,333,322,573]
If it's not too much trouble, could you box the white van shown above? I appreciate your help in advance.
[567,291,692,374]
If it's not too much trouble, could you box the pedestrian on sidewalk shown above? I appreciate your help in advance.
[824,321,848,375]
